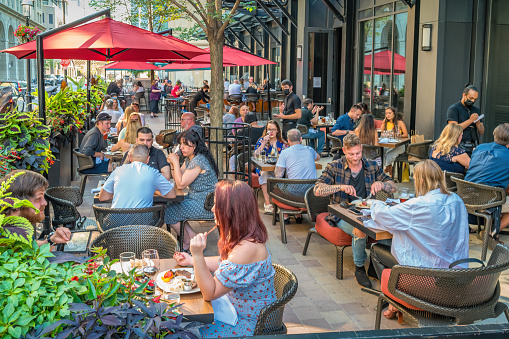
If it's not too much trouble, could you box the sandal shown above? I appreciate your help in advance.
[383,306,403,323]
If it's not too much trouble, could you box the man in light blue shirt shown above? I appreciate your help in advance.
[228,79,241,96]
[275,129,320,224]
[99,144,176,208]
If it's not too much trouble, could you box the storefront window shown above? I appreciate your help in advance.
[358,2,407,119]
[307,32,329,104]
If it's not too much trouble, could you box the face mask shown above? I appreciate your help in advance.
[283,89,290,96]
[464,99,475,107]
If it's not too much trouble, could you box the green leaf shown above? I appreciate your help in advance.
[13,278,25,289]
[3,304,14,323]
[8,326,21,338]
[1,216,34,245]
[14,314,35,326]
[8,125,21,134]
[86,278,97,300]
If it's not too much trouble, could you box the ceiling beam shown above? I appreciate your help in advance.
[401,0,414,8]
[253,15,281,45]
[255,0,289,36]
[238,21,265,48]
[320,0,345,22]
[270,0,297,28]
[227,27,250,51]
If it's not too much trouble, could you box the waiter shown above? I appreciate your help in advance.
[274,79,302,138]
[446,85,485,155]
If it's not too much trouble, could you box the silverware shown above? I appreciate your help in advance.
[363,192,373,202]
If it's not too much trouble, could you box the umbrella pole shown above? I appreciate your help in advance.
[266,64,271,120]
[36,35,45,121]
[87,60,91,121]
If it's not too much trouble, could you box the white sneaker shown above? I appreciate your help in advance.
[264,203,274,214]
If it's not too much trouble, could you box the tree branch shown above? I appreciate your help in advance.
[167,0,207,32]
[218,0,241,36]
[186,0,209,26]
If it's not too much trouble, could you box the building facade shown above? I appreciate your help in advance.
[226,0,506,142]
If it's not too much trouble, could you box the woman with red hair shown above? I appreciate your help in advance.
[174,180,276,337]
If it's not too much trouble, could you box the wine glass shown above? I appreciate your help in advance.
[120,252,136,275]
[142,249,160,297]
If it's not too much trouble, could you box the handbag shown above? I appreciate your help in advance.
[408,130,425,162]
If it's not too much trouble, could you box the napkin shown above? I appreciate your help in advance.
[211,295,238,326]
[379,138,390,143]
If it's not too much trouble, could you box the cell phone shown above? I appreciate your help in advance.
[357,216,370,222]
[347,209,362,215]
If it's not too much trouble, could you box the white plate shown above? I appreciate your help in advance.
[351,199,377,209]
[110,261,143,274]
[156,268,200,294]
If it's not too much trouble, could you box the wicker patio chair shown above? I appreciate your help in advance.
[158,128,177,154]
[374,244,509,329]
[444,171,465,192]
[327,134,343,155]
[253,264,298,335]
[90,225,178,259]
[45,186,97,231]
[236,152,260,196]
[362,144,383,162]
[93,205,165,232]
[178,192,215,250]
[268,178,316,244]
[73,148,109,198]
[303,187,391,279]
[452,177,506,261]
[393,140,433,181]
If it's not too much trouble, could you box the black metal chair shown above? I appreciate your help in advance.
[374,244,509,329]
[362,144,383,162]
[90,225,178,259]
[158,128,177,154]
[228,94,243,106]
[452,177,506,261]
[327,134,343,156]
[245,93,259,112]
[253,264,298,335]
[268,178,316,244]
[93,205,165,232]
[393,140,433,181]
[45,186,97,231]
[178,192,216,250]
[73,148,109,198]
[444,171,465,192]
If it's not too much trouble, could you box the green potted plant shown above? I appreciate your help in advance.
[13,24,40,44]
[0,110,54,177]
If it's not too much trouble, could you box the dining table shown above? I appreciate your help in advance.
[377,137,411,166]
[158,259,213,319]
[313,122,335,156]
[93,189,186,204]
[327,203,392,240]
[251,157,323,172]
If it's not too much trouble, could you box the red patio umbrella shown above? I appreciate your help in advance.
[101,61,160,70]
[1,18,206,61]
[364,50,406,75]
[198,45,276,66]
[160,61,236,70]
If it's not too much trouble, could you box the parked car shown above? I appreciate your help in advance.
[0,83,25,112]
[55,75,65,84]
[44,74,57,86]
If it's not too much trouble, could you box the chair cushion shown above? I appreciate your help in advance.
[251,173,261,188]
[381,269,424,311]
[315,212,352,246]
[273,199,305,211]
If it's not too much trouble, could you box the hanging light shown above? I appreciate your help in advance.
[421,24,432,51]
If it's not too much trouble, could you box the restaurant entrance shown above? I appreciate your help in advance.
[306,29,334,113]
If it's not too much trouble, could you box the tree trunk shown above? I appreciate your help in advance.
[209,31,225,177]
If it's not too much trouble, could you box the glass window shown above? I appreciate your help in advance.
[307,32,328,103]
[395,1,407,11]
[359,8,373,20]
[359,20,373,112]
[392,12,407,113]
[375,4,392,16]
[372,15,392,118]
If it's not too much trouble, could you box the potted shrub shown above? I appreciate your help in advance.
[0,110,54,178]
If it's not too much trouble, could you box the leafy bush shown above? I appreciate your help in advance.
[0,110,54,175]
[0,242,85,339]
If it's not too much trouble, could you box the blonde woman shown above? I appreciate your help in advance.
[115,106,135,132]
[429,124,470,173]
[111,113,142,153]
[368,159,469,320]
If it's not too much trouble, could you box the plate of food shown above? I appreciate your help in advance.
[351,199,377,209]
[156,268,200,294]
[110,259,144,274]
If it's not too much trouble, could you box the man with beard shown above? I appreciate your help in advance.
[447,85,485,156]
[1,170,71,248]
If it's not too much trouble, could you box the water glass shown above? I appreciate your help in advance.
[163,292,181,311]
[142,249,160,296]
[120,252,136,275]
[399,188,409,202]
[395,132,401,141]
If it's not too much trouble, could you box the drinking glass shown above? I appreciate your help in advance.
[399,188,409,202]
[261,150,266,163]
[163,292,181,311]
[142,249,160,296]
[395,132,401,141]
[120,252,136,275]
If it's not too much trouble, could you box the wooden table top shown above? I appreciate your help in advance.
[93,189,185,204]
[159,259,213,316]
[378,137,411,149]
[327,204,392,240]
[102,151,124,160]
[251,157,323,172]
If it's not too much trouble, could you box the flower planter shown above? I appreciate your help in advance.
[59,140,72,186]
[48,159,61,188]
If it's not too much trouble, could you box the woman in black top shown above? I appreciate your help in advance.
[189,85,209,115]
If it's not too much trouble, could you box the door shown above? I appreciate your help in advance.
[307,30,334,110]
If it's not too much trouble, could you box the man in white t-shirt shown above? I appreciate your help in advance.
[228,79,241,96]
[275,129,320,223]
[99,144,175,208]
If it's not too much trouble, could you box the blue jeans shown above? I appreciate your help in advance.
[337,219,367,267]
[302,130,325,154]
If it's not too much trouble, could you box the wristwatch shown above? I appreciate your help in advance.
[46,231,55,246]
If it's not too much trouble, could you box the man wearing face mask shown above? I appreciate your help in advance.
[274,79,302,138]
[189,84,209,116]
[446,85,485,155]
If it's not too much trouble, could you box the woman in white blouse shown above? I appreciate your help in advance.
[367,159,469,319]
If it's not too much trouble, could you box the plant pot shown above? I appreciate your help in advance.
[72,131,84,181]
[48,159,61,188]
[59,141,72,186]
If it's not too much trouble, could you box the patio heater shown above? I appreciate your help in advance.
[21,0,33,110]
